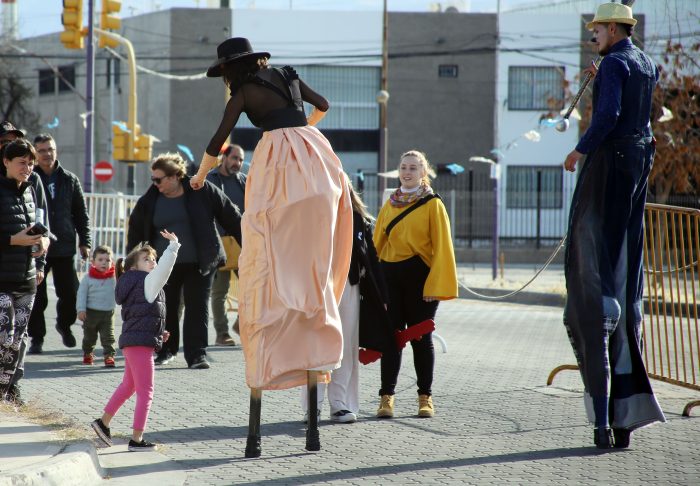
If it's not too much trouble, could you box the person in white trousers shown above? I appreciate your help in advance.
[301,181,393,423]
[302,279,360,422]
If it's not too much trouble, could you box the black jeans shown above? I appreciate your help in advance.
[158,263,215,366]
[379,256,439,396]
[28,255,79,343]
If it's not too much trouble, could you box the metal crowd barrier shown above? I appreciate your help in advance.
[547,203,700,417]
[84,192,140,260]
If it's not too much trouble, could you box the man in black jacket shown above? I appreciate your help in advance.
[206,144,246,346]
[28,134,91,352]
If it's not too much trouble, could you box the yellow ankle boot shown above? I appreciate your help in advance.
[376,394,394,418]
[418,394,434,417]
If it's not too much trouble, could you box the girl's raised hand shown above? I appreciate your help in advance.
[160,230,178,243]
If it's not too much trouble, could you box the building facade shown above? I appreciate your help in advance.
[14,8,497,212]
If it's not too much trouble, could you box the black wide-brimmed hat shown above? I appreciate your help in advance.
[206,37,270,78]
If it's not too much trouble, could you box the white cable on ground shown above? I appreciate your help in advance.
[458,235,567,300]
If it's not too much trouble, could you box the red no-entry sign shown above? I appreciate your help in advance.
[94,160,114,182]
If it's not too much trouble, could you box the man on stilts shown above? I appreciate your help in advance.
[562,1,665,449]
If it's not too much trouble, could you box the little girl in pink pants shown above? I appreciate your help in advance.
[91,230,179,452]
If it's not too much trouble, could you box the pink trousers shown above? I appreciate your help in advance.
[104,346,154,431]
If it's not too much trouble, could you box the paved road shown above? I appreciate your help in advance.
[19,294,700,485]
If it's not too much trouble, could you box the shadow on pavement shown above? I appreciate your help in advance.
[151,421,310,443]
[202,446,611,484]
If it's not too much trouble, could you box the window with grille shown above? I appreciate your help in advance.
[506,165,563,209]
[106,58,120,88]
[38,65,76,95]
[236,65,380,129]
[507,66,564,110]
[438,64,458,78]
[57,66,75,92]
[38,69,54,95]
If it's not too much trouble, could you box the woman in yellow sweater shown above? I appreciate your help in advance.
[373,150,458,418]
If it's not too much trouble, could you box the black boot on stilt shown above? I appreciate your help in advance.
[305,371,321,452]
[245,389,262,458]
[613,428,631,448]
[593,427,613,449]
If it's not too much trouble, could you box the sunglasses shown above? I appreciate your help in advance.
[151,175,168,184]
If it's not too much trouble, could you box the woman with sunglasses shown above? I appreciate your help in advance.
[126,152,241,370]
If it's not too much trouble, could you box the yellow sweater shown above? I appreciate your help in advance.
[373,197,458,300]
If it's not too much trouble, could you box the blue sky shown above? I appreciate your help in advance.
[17,0,518,39]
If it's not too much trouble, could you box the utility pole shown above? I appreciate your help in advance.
[492,0,501,280]
[377,0,389,197]
[84,0,95,192]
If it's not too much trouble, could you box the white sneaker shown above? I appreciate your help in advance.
[330,410,357,423]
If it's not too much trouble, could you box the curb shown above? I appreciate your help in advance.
[0,442,104,486]
[459,286,566,308]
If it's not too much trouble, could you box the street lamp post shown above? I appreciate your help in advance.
[377,89,389,200]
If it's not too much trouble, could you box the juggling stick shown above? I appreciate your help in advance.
[395,319,436,349]
[359,348,382,365]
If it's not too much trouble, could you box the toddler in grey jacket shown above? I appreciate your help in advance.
[77,245,117,366]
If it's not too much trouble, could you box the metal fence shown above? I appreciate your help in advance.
[546,203,700,417]
[352,169,576,249]
[85,193,140,259]
[642,203,700,416]
[83,185,699,258]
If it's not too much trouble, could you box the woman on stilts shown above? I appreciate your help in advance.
[191,38,352,457]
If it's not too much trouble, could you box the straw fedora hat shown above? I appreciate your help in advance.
[206,37,270,78]
[586,2,637,30]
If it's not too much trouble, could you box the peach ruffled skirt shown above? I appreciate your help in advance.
[238,125,352,390]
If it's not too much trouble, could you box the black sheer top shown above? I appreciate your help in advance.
[205,66,328,157]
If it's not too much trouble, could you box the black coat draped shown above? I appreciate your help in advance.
[350,211,395,359]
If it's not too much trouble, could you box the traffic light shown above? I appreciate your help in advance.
[133,133,153,162]
[112,123,130,161]
[60,0,84,50]
[112,123,152,162]
[99,0,122,49]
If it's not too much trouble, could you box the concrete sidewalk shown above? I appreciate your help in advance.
[0,405,185,485]
[2,268,699,485]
